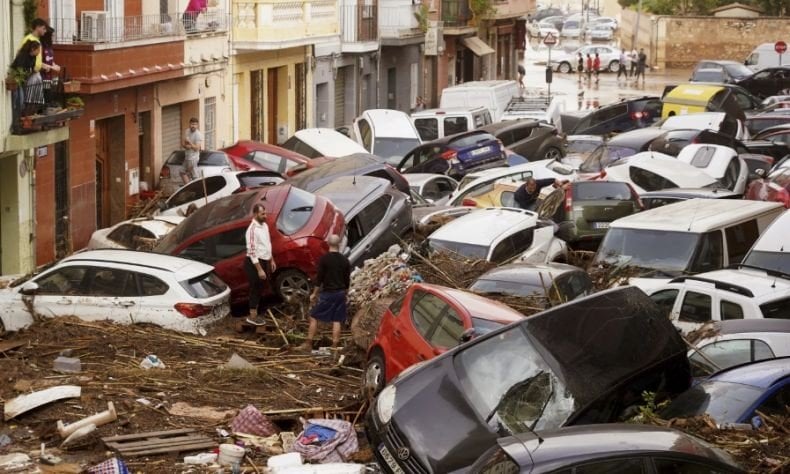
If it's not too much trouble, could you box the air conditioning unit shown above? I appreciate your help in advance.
[81,11,110,42]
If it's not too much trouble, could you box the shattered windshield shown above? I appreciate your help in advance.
[593,228,703,276]
[455,325,574,434]
[579,146,637,173]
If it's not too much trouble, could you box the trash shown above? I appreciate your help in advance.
[290,419,358,464]
[217,443,245,466]
[60,423,96,448]
[86,457,129,474]
[183,452,218,465]
[40,452,63,465]
[0,453,32,471]
[135,398,151,406]
[225,353,255,370]
[57,401,117,438]
[168,402,235,422]
[231,405,280,437]
[53,356,82,373]
[267,451,365,474]
[0,434,10,448]
[102,429,214,457]
[234,432,283,455]
[268,452,302,469]
[216,428,230,438]
[4,385,81,420]
[139,354,165,369]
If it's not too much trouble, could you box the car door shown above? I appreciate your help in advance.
[130,273,173,327]
[649,288,680,318]
[389,290,451,374]
[82,267,140,324]
[348,195,394,265]
[652,456,742,473]
[676,289,715,333]
[746,69,778,98]
[29,265,94,320]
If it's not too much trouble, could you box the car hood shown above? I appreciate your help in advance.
[627,277,672,293]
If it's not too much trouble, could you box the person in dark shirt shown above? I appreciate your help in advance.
[513,177,566,210]
[301,234,351,351]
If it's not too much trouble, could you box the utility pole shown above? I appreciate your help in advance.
[632,0,643,50]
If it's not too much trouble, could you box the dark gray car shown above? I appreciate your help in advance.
[479,120,565,161]
[469,262,593,307]
[313,176,412,267]
[285,153,410,194]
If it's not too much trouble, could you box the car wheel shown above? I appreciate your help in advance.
[608,60,619,72]
[365,350,386,396]
[275,269,311,302]
[543,147,563,160]
[559,62,572,74]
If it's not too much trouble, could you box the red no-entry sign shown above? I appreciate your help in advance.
[776,41,788,54]
[543,33,557,46]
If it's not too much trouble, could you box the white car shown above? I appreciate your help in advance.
[742,209,790,274]
[600,152,720,194]
[87,215,185,250]
[659,112,750,141]
[560,19,582,38]
[352,109,422,164]
[0,250,231,335]
[645,267,790,334]
[550,45,622,73]
[158,150,237,196]
[676,144,748,194]
[591,16,618,29]
[281,128,368,158]
[448,160,565,206]
[404,173,459,205]
[156,171,283,217]
[585,24,614,41]
[427,207,568,264]
[527,20,560,38]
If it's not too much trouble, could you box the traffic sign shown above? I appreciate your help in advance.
[776,41,787,54]
[543,33,557,46]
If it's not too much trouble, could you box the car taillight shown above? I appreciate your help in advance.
[440,150,458,161]
[462,198,477,207]
[174,303,211,318]
[691,137,700,144]
[627,183,644,209]
[160,166,170,179]
[564,186,573,212]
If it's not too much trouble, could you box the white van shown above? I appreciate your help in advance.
[592,199,784,291]
[742,209,789,274]
[281,128,368,158]
[439,80,520,122]
[411,107,493,141]
[745,43,788,71]
[351,109,422,163]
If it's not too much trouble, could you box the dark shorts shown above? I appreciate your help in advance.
[310,290,348,323]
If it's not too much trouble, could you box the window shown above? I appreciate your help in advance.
[472,445,519,474]
[510,125,533,143]
[596,104,628,123]
[358,118,372,150]
[107,224,156,249]
[537,189,564,220]
[444,116,469,136]
[204,97,216,150]
[414,118,438,141]
[410,291,447,340]
[179,271,228,298]
[139,274,169,296]
[198,151,230,166]
[689,231,723,273]
[688,146,716,168]
[654,457,729,474]
[691,339,774,377]
[650,289,679,317]
[249,151,286,173]
[721,158,741,191]
[166,176,227,208]
[388,293,406,316]
[214,228,247,259]
[761,297,790,319]
[501,191,515,207]
[720,300,744,320]
[754,385,790,419]
[277,187,317,235]
[575,458,646,474]
[725,220,759,264]
[430,307,465,348]
[87,268,136,297]
[358,195,392,234]
[282,137,321,158]
[629,166,677,192]
[346,216,364,250]
[36,266,89,295]
[679,291,712,323]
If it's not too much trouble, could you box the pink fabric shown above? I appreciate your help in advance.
[290,419,359,464]
[186,0,207,13]
[231,405,280,437]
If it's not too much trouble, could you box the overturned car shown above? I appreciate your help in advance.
[365,286,691,474]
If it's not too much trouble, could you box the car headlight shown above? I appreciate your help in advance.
[376,385,397,424]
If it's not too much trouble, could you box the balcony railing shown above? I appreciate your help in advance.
[233,0,339,47]
[9,74,83,134]
[340,3,377,43]
[442,0,471,28]
[379,4,420,38]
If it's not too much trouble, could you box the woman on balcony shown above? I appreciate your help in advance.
[11,40,45,115]
[183,0,208,32]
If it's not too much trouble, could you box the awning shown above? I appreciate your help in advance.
[461,36,495,56]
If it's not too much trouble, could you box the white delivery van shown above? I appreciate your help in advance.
[411,107,493,141]
[745,43,788,71]
[439,80,520,122]
[352,109,422,163]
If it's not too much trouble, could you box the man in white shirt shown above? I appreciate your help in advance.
[181,117,203,184]
[245,204,276,325]
[629,48,638,77]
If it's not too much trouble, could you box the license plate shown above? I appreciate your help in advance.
[592,222,610,229]
[378,444,406,474]
[469,146,491,156]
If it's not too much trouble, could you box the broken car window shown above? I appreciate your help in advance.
[35,266,89,295]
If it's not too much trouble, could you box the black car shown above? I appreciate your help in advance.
[737,66,790,99]
[285,153,409,194]
[568,97,662,135]
[469,424,744,474]
[395,130,507,179]
[640,187,742,209]
[745,113,790,135]
[479,120,565,161]
[366,286,691,474]
[690,60,754,85]
[577,127,666,174]
[646,127,787,162]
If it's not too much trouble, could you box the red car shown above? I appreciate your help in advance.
[746,167,790,208]
[154,184,345,305]
[365,283,525,394]
[222,140,332,176]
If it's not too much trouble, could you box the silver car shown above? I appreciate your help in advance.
[550,45,622,73]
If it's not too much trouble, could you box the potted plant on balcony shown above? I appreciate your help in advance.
[5,67,28,91]
[470,0,495,24]
[66,96,84,110]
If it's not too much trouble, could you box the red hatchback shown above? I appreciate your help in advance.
[222,140,332,176]
[746,167,790,208]
[154,184,345,305]
[365,283,525,394]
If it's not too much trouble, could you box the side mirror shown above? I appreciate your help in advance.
[20,281,39,296]
[460,328,477,344]
[755,168,766,177]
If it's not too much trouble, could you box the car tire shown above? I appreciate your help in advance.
[608,60,619,72]
[559,62,572,74]
[543,147,563,160]
[365,350,387,396]
[274,269,311,302]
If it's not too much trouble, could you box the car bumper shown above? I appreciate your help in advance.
[366,407,429,474]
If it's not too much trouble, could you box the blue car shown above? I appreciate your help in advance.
[661,357,790,427]
[395,130,507,179]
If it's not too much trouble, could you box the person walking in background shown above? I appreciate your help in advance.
[517,63,526,92]
[301,235,351,351]
[245,204,276,326]
[181,117,203,184]
[617,50,628,81]
[629,48,638,77]
[182,0,207,31]
[593,53,601,84]
[585,53,593,82]
[577,52,584,82]
[635,48,648,84]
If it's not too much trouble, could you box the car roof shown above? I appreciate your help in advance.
[403,173,452,187]
[607,127,667,147]
[62,249,213,278]
[606,153,720,187]
[293,128,368,155]
[705,318,790,336]
[360,109,417,138]
[417,283,525,324]
[698,60,745,66]
[610,198,783,232]
[313,175,390,215]
[429,208,537,245]
[640,187,741,199]
[709,357,790,388]
[224,140,309,161]
[750,210,790,253]
[683,268,790,297]
[411,106,490,117]
[480,119,540,133]
[475,262,583,285]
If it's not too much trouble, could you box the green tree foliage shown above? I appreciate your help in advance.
[621,0,788,15]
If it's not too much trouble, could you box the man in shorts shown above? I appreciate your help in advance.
[181,117,203,184]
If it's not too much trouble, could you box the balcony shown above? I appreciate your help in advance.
[379,0,423,44]
[483,0,532,20]
[441,0,475,34]
[7,77,83,137]
[232,0,339,51]
[339,2,378,52]
[184,12,232,73]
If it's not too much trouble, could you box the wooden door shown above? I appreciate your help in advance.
[267,69,278,145]
[95,120,110,229]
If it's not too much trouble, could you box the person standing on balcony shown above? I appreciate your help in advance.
[181,117,203,184]
[40,26,61,105]
[12,40,45,115]
[183,0,208,32]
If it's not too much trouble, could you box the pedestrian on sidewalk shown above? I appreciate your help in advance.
[585,53,593,82]
[617,50,628,80]
[635,48,647,83]
[301,235,351,351]
[245,204,277,326]
[629,48,638,77]
[577,52,584,82]
[593,53,601,83]
[181,117,203,184]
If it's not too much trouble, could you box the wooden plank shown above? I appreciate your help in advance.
[120,441,217,457]
[0,341,25,354]
[4,386,81,420]
[101,428,195,442]
[106,435,211,450]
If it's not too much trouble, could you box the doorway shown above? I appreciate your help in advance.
[54,141,70,258]
[387,67,396,109]
[251,70,265,142]
[267,69,278,144]
[138,111,152,193]
[95,120,110,229]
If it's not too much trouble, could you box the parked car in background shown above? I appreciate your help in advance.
[537,181,643,249]
[352,109,422,163]
[286,153,409,194]
[157,171,284,217]
[447,161,564,206]
[469,425,744,474]
[411,107,493,142]
[480,119,565,161]
[87,216,184,250]
[366,286,692,474]
[585,23,614,41]
[569,97,663,136]
[469,262,593,306]
[403,173,458,205]
[591,16,618,29]
[560,19,582,38]
[551,45,621,73]
[427,207,567,264]
[281,128,368,158]
[745,113,790,134]
[0,250,230,335]
[313,176,411,267]
[154,185,345,304]
[742,209,790,273]
[439,80,519,122]
[735,66,790,99]
[364,283,524,394]
[395,130,507,179]
[526,20,560,38]
[660,358,790,428]
[158,150,236,196]
[221,141,325,176]
[676,144,749,194]
[752,123,790,147]
[746,43,789,71]
[745,166,790,207]
[598,152,721,194]
[690,60,754,85]
[640,188,741,209]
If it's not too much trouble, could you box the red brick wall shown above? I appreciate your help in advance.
[35,148,56,265]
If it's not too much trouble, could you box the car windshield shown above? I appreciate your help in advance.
[470,278,547,298]
[660,381,763,424]
[743,251,790,275]
[429,239,490,260]
[567,140,601,154]
[375,138,421,162]
[579,146,637,173]
[593,228,702,276]
[724,63,753,79]
[471,317,505,336]
[694,70,726,82]
[276,187,317,235]
[572,182,633,201]
[455,325,574,434]
[179,271,228,298]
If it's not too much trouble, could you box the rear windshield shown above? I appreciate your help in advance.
[450,132,496,148]
[693,70,725,82]
[743,250,790,275]
[761,297,790,319]
[579,146,637,173]
[660,381,762,423]
[572,182,633,201]
[276,187,317,235]
[429,240,489,260]
[180,271,227,298]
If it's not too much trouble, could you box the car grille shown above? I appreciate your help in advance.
[384,423,430,474]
